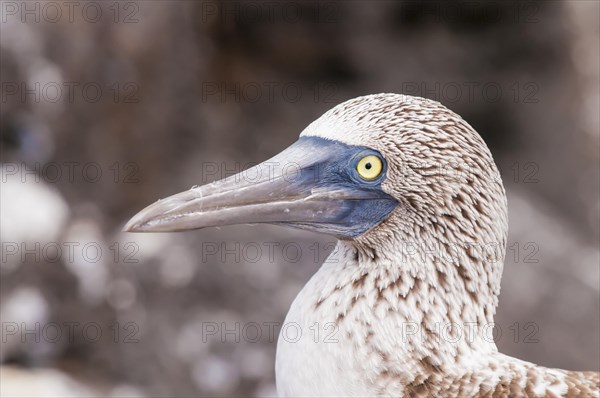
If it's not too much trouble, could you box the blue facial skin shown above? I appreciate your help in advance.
[277,136,399,238]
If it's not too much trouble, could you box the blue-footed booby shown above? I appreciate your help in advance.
[125,94,599,397]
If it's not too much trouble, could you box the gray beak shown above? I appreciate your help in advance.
[124,137,397,238]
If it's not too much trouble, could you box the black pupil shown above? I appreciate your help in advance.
[365,162,372,170]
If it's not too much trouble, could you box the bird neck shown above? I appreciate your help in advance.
[348,187,509,334]
[328,219,505,362]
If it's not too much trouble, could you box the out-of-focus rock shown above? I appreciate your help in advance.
[0,366,97,397]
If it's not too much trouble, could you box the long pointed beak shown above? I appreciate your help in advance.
[124,137,397,238]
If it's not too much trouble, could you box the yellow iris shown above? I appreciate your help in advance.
[356,155,383,180]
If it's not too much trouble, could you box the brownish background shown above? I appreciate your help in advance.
[1,1,598,396]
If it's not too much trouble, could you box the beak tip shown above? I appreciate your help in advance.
[123,214,148,233]
[122,221,139,233]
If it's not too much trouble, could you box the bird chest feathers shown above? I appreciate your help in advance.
[276,239,496,397]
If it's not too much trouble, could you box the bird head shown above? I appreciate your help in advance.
[125,94,507,265]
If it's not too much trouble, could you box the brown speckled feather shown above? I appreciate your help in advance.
[272,94,599,397]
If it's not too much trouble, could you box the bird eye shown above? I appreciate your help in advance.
[356,155,383,181]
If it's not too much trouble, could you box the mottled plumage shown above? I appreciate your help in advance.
[126,93,599,397]
[276,94,599,397]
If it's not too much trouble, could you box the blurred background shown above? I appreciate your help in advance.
[1,1,599,396]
